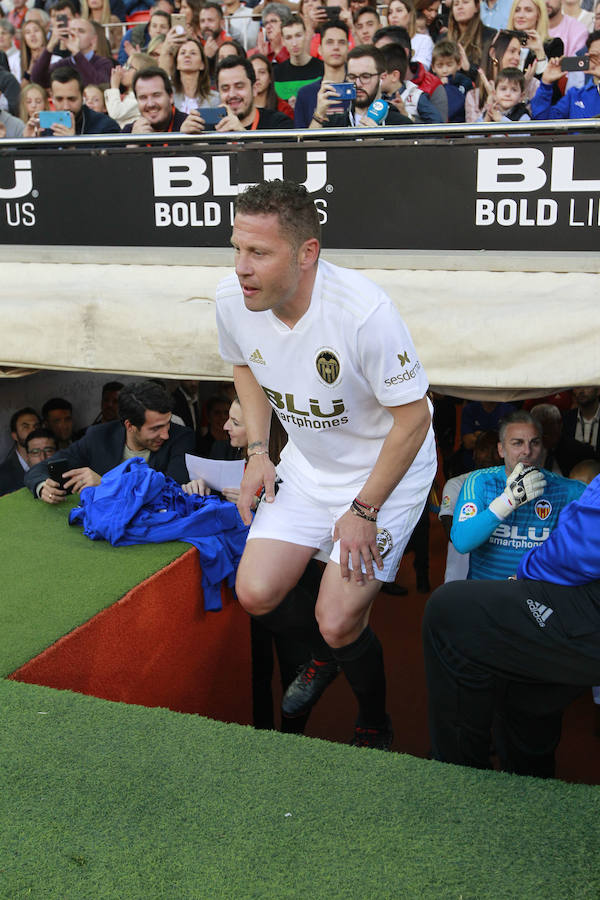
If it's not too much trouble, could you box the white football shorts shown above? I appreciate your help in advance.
[247,476,431,582]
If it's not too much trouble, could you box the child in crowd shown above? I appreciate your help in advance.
[479,66,531,121]
[83,84,107,113]
[103,52,153,127]
[431,39,473,122]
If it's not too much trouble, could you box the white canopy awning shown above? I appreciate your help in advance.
[2,249,598,401]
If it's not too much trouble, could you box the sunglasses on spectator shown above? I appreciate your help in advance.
[346,71,379,83]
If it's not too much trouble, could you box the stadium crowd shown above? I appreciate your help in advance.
[1,0,600,137]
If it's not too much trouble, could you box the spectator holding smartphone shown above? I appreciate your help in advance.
[122,64,210,132]
[531,30,600,117]
[32,17,113,88]
[23,65,120,135]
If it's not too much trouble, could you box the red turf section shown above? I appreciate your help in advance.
[10,549,253,725]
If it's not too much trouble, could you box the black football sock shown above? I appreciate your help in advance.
[331,626,387,729]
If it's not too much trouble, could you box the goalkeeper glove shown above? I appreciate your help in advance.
[489,462,547,520]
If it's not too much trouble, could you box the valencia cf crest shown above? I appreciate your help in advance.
[315,349,340,385]
[535,499,552,520]
[376,528,393,558]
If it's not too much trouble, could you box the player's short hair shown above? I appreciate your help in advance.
[496,66,525,92]
[432,39,461,64]
[118,381,172,428]
[234,180,321,251]
[498,410,541,444]
[10,407,39,433]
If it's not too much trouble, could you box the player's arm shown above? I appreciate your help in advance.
[233,364,276,525]
[334,396,431,584]
[357,396,431,507]
[451,464,547,554]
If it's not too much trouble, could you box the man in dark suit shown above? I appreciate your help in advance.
[25,381,195,504]
[0,407,41,496]
[562,386,600,457]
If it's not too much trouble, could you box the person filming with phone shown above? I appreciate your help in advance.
[531,30,600,118]
[25,381,195,504]
[23,67,120,136]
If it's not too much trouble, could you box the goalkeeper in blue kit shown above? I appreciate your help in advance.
[423,438,600,777]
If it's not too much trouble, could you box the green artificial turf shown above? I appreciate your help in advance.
[0,489,188,676]
[1,678,599,900]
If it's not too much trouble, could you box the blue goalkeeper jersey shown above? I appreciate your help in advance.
[452,465,585,580]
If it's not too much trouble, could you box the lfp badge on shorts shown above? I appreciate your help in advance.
[534,498,552,520]
[315,348,340,385]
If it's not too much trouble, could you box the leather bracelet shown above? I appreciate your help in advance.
[312,112,327,125]
[350,500,377,523]
[354,497,380,515]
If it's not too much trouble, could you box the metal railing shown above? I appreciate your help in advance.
[4,117,600,149]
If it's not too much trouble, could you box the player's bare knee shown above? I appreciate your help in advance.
[235,572,281,616]
[317,611,359,649]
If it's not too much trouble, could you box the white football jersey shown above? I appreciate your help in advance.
[216,259,435,501]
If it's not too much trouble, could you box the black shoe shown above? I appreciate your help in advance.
[281,659,340,718]
[350,715,394,751]
[380,581,408,596]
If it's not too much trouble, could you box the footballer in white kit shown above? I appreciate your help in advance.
[217,258,436,578]
[215,179,435,750]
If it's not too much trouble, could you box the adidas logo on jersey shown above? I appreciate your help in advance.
[249,349,266,365]
[526,598,554,628]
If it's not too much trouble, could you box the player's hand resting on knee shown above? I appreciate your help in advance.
[334,509,384,585]
[238,453,277,525]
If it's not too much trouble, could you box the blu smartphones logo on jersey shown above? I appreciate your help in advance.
[475,147,600,231]
[261,386,348,430]
[152,151,329,230]
[0,159,36,228]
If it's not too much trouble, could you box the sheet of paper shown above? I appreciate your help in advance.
[185,453,245,493]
